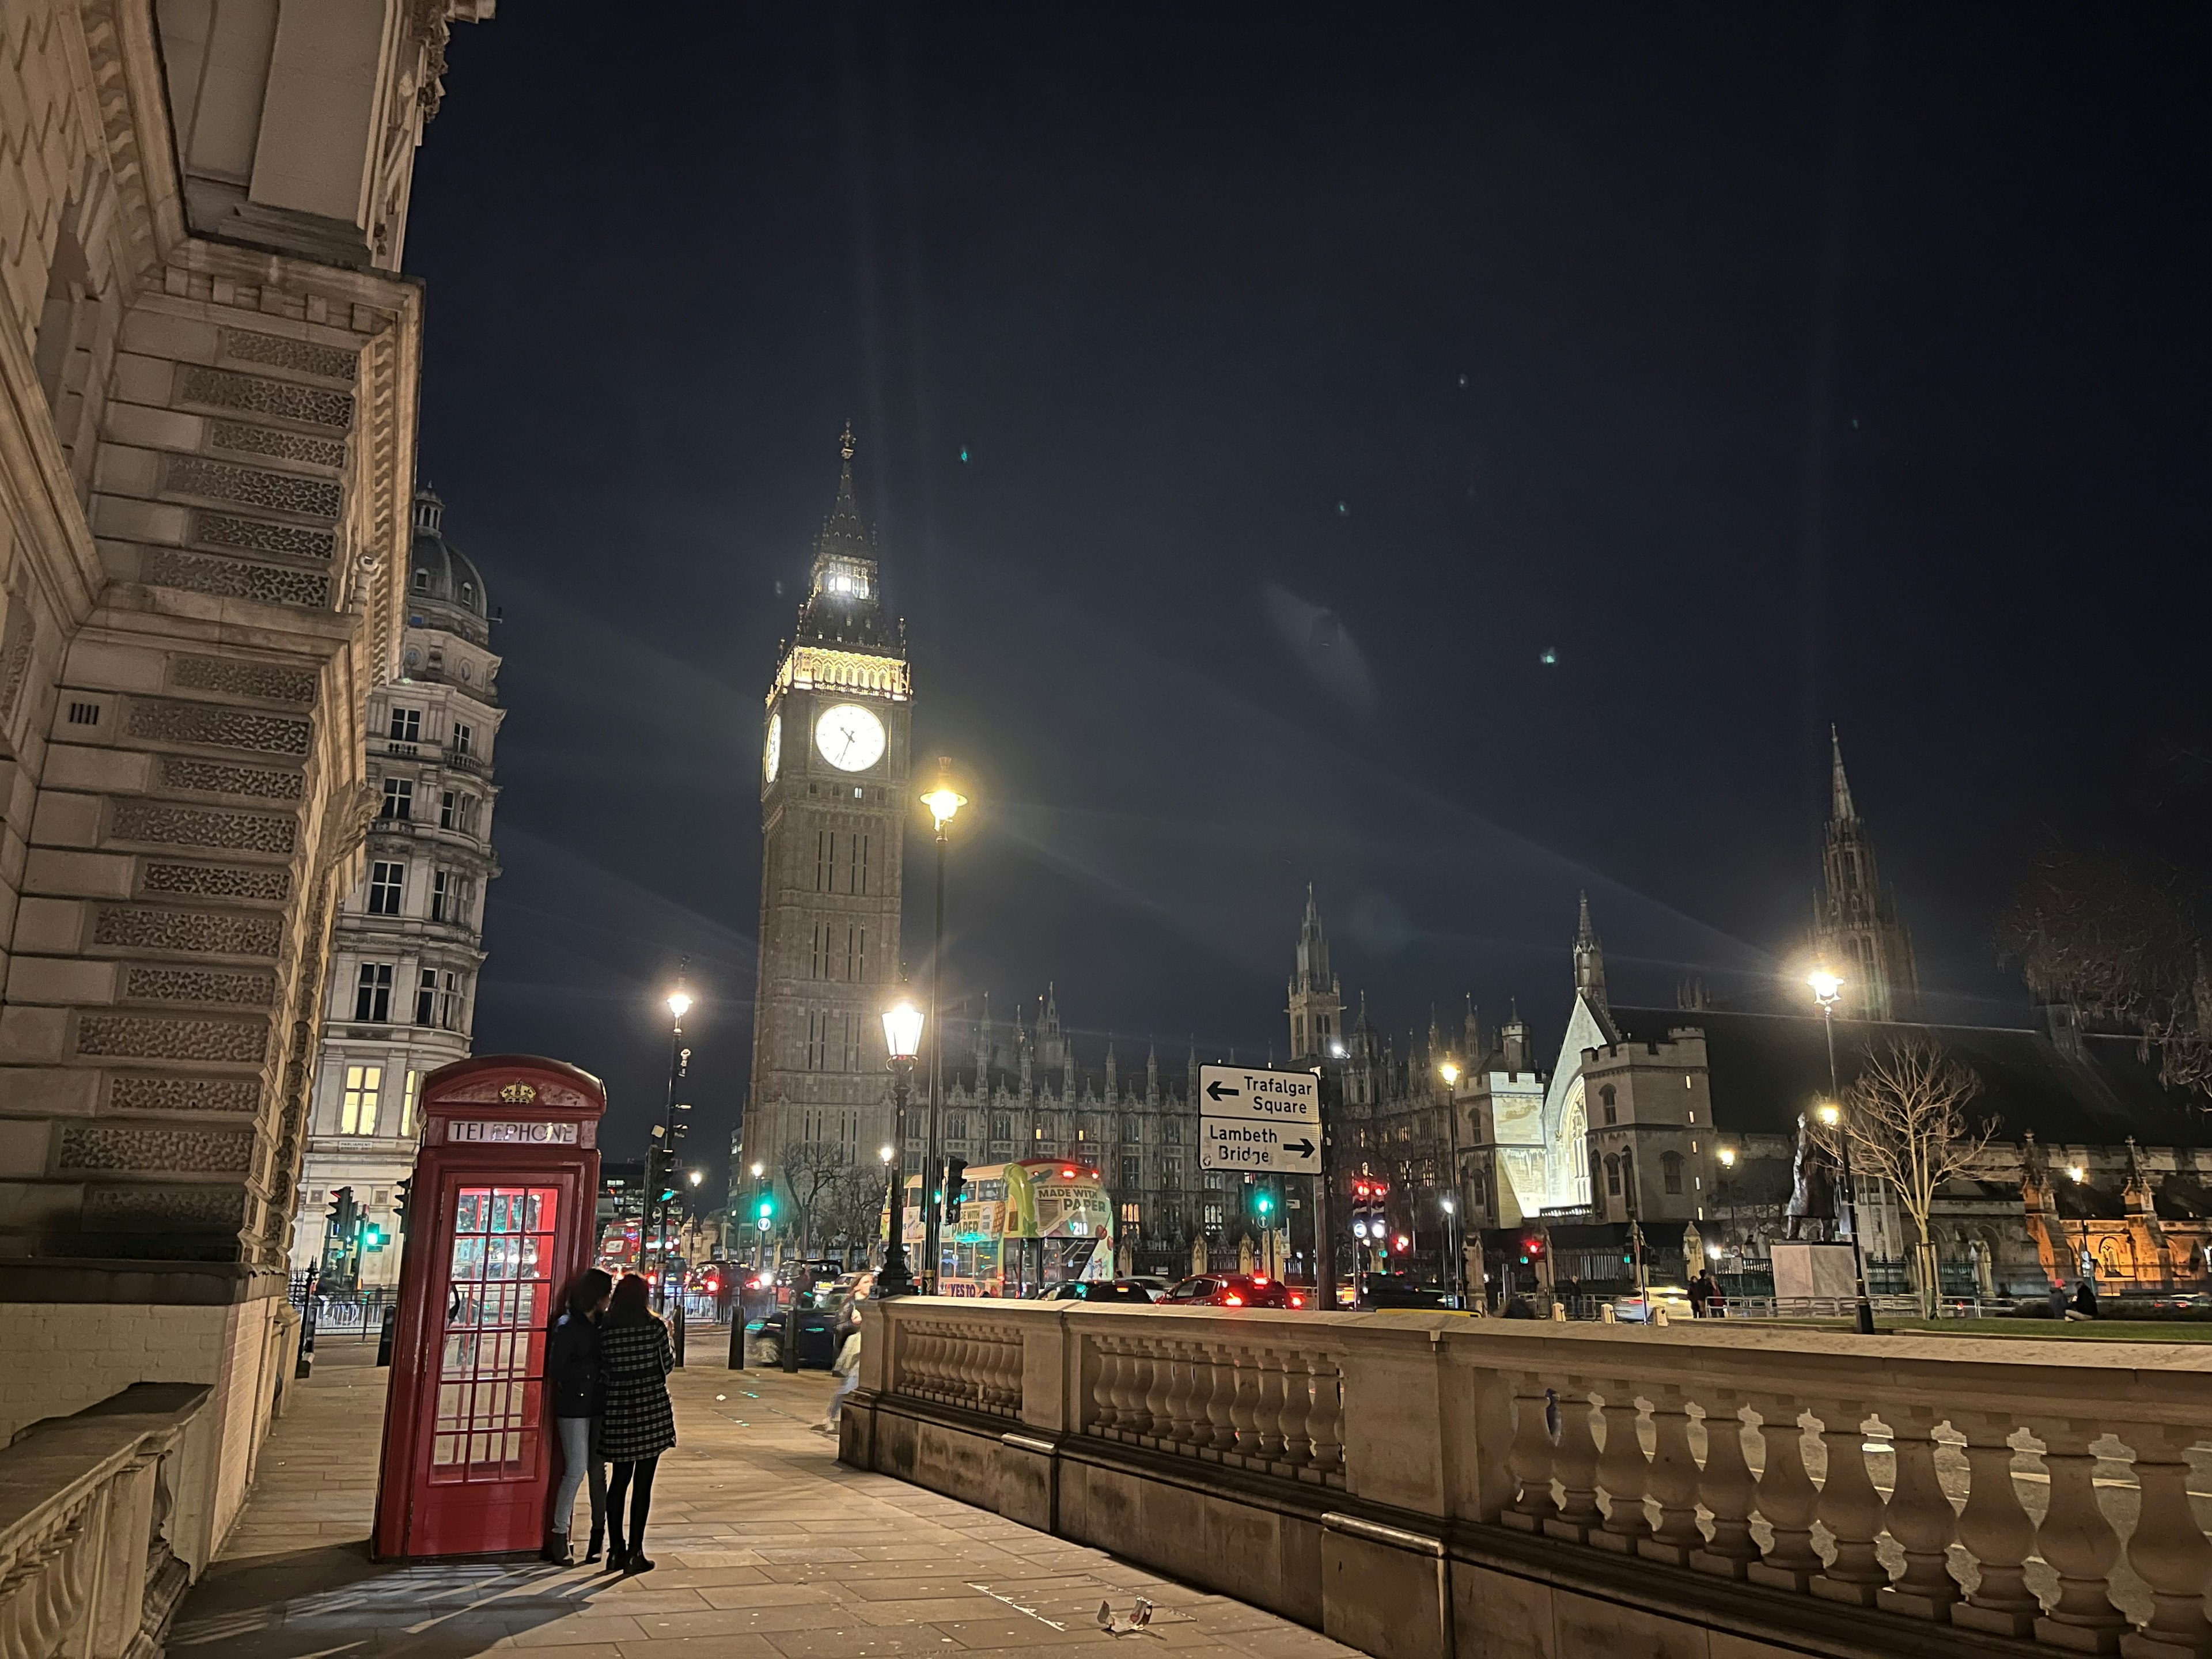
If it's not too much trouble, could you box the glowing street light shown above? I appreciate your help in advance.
[666,988,694,1020]
[688,1170,703,1187]
[1438,1061,1460,1089]
[1817,1100,1841,1128]
[878,1144,895,1165]
[1807,967,1843,1009]
[918,762,968,1292]
[877,997,927,1298]
[1717,1146,1737,1168]
[920,779,967,832]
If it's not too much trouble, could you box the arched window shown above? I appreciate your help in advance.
[1620,1151,1637,1212]
[1662,1152,1683,1195]
[1600,1084,1618,1126]
[1605,1154,1622,1196]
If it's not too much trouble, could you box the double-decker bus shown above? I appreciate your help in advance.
[900,1158,1114,1297]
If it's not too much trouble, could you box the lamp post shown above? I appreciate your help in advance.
[1438,1060,1461,1308]
[650,969,693,1313]
[748,1161,765,1269]
[1809,965,1875,1335]
[1717,1146,1737,1289]
[918,766,967,1293]
[877,1001,924,1298]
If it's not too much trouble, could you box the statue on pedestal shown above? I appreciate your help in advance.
[1784,1111,1838,1241]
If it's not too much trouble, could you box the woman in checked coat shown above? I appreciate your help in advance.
[595,1272,676,1574]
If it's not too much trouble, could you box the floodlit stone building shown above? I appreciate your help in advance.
[287,487,501,1289]
[0,0,490,1578]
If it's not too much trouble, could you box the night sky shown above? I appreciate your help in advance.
[403,6,2210,1187]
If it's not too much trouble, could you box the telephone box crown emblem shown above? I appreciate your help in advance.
[497,1080,538,1103]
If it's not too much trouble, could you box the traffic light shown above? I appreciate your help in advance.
[756,1192,775,1231]
[941,1156,968,1221]
[327,1186,358,1240]
[395,1177,413,1237]
[362,1219,386,1250]
[1253,1185,1275,1223]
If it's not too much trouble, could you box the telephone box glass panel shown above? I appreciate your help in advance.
[431,1185,556,1483]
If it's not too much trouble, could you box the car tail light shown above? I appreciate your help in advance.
[1222,1293,1243,1306]
[1289,1293,1305,1308]
[1252,1275,1268,1285]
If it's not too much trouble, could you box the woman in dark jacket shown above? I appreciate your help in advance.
[546,1267,613,1564]
[596,1272,676,1574]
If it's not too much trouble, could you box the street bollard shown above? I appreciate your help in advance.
[728,1310,747,1370]
[672,1303,686,1369]
[376,1305,398,1367]
[782,1304,801,1373]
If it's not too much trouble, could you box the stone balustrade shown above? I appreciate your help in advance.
[845,1300,2212,1659]
[0,1384,214,1659]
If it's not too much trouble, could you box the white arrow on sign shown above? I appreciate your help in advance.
[1195,1065,1319,1127]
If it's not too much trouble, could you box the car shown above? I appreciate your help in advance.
[743,1302,839,1366]
[1612,1284,1695,1324]
[1357,1272,1449,1310]
[1035,1278,1157,1304]
[1158,1274,1306,1309]
[1126,1275,1175,1299]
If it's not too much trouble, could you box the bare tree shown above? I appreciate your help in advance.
[821,1165,889,1267]
[1813,1039,1996,1315]
[778,1142,851,1256]
[1998,837,2211,1102]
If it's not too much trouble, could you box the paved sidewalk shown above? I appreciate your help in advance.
[172,1334,1357,1658]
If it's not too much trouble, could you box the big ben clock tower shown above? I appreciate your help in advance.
[747,427,911,1187]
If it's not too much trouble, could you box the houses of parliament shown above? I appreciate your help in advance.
[744,437,2207,1293]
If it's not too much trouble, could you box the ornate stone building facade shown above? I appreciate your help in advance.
[745,430,911,1183]
[286,487,501,1287]
[0,0,489,1558]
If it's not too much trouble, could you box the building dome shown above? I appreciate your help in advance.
[407,486,491,643]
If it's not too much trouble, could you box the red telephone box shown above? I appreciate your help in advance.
[373,1054,605,1560]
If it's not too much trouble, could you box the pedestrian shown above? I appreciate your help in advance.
[2071,1277,2100,1321]
[546,1267,612,1566]
[817,1300,863,1436]
[596,1272,676,1575]
[2047,1281,2069,1320]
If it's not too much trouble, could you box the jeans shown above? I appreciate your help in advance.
[608,1455,659,1554]
[827,1368,858,1425]
[553,1416,606,1537]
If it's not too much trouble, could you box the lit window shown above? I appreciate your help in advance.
[366,862,404,915]
[399,1070,420,1137]
[341,1065,383,1134]
[354,964,393,1022]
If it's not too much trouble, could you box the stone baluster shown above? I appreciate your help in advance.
[2027,1418,2129,1650]
[1164,1344,1202,1449]
[957,1327,986,1408]
[1252,1350,1289,1463]
[1950,1412,2041,1638]
[1639,1387,1703,1565]
[1140,1344,1175,1443]
[1503,1376,1558,1530]
[1306,1356,1346,1479]
[1108,1344,1145,1432]
[1085,1342,1118,1432]
[1811,1400,1888,1605]
[1200,1344,1239,1454]
[1877,1407,1961,1621]
[901,1328,930,1397]
[2120,1422,2212,1657]
[1546,1386,1604,1544]
[1688,1395,1760,1580]
[1593,1385,1652,1551]
[987,1335,1019,1411]
[1277,1349,1315,1472]
[1229,1348,1265,1460]
[1746,1400,1823,1592]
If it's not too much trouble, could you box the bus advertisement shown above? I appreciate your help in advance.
[901,1158,1114,1297]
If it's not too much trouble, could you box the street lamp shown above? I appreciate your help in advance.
[919,763,967,1293]
[649,965,692,1313]
[1438,1060,1461,1309]
[1440,1193,1459,1312]
[877,999,925,1297]
[1807,969,1874,1334]
[1717,1146,1737,1274]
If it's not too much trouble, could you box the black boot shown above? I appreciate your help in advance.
[604,1531,627,1573]
[585,1522,604,1563]
[623,1539,655,1576]
[543,1531,572,1566]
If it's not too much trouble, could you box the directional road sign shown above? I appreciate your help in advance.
[1198,1065,1321,1175]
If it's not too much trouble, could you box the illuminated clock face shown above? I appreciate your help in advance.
[815,702,885,772]
[763,710,782,785]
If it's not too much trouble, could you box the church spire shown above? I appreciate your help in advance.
[1812,726,1919,1021]
[1573,891,1618,1041]
[1287,883,1344,1061]
[1830,724,1857,823]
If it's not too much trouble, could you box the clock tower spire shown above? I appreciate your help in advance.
[746,427,913,1202]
